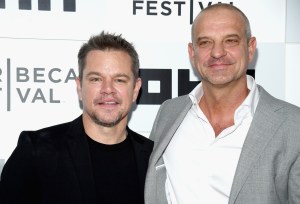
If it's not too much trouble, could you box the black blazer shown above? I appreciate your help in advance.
[0,116,153,204]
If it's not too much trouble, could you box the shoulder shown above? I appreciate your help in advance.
[18,116,82,146]
[156,95,192,116]
[161,95,191,107]
[127,127,153,147]
[154,95,192,120]
[257,87,300,138]
[258,86,300,119]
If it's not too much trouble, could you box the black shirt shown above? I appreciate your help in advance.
[87,135,141,204]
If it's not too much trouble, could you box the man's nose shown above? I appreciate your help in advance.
[210,42,227,59]
[101,79,115,94]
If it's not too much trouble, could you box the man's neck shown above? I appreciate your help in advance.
[199,80,249,136]
[82,115,128,144]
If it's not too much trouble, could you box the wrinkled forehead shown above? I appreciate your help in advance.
[192,7,246,38]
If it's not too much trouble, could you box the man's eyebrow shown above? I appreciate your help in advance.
[114,73,131,79]
[194,34,243,45]
[85,71,100,77]
[192,36,209,46]
[225,34,241,39]
[85,72,131,79]
[195,36,210,43]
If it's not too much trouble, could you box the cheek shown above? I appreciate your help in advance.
[196,52,210,65]
[120,88,135,103]
[81,87,97,102]
[237,51,249,65]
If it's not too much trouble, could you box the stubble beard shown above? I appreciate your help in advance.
[90,111,125,127]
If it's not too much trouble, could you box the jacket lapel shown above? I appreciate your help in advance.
[66,116,97,204]
[229,87,285,204]
[151,96,192,166]
[129,128,153,197]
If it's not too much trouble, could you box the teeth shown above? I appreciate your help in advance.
[104,102,116,104]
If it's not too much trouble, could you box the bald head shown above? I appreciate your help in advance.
[191,4,252,43]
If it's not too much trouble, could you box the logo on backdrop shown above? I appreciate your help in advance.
[133,0,233,24]
[0,0,76,11]
[0,58,77,111]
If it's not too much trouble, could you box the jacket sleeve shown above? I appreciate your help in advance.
[288,152,300,203]
[0,131,41,204]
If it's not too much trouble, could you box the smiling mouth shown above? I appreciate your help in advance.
[209,63,230,70]
[94,96,120,107]
[98,101,119,107]
[207,57,234,68]
[102,101,117,105]
[97,102,119,110]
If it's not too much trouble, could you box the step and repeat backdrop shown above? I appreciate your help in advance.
[1,0,300,170]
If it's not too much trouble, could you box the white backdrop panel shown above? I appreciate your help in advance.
[286,0,300,43]
[1,0,299,163]
[286,44,300,106]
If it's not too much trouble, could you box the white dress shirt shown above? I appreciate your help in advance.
[163,75,260,204]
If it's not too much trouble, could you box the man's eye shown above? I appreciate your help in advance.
[116,79,126,83]
[197,40,213,48]
[225,39,239,46]
[198,41,211,48]
[90,77,100,82]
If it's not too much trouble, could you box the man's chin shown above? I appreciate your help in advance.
[93,117,122,128]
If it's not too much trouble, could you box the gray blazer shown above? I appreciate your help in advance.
[144,85,300,204]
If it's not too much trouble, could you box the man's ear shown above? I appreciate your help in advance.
[133,78,142,103]
[76,77,82,100]
[188,42,196,68]
[248,37,257,63]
